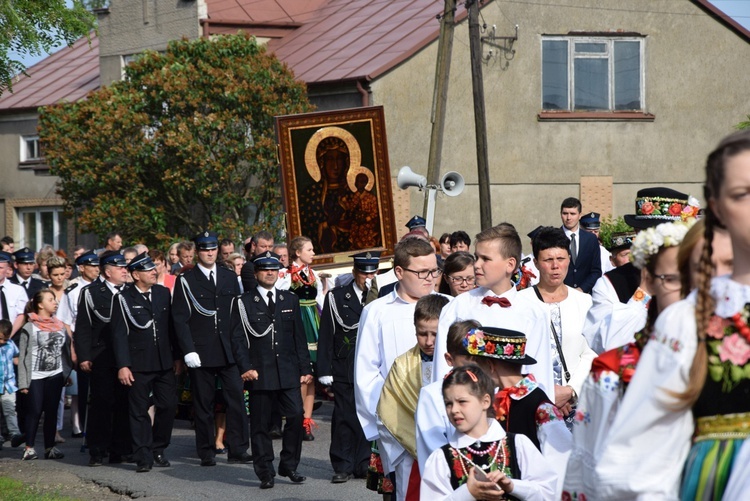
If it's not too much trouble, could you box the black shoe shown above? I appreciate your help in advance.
[71,432,84,439]
[214,447,227,454]
[260,476,275,489]
[201,458,216,467]
[10,434,24,448]
[269,427,283,439]
[331,472,352,483]
[136,463,152,473]
[312,400,323,411]
[278,468,306,483]
[153,454,171,467]
[227,452,253,464]
[89,455,104,467]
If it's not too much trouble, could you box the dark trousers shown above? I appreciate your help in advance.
[249,387,304,480]
[87,364,131,457]
[129,369,177,466]
[330,380,370,476]
[77,370,89,433]
[25,374,64,450]
[189,365,248,461]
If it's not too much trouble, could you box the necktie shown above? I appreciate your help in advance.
[21,281,28,289]
[0,285,8,320]
[209,270,215,285]
[115,284,123,292]
[570,233,578,264]
[481,296,511,308]
[267,291,276,315]
[143,291,151,304]
[361,288,367,306]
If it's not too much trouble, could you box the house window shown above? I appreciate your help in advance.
[542,37,644,111]
[18,207,68,251]
[20,135,42,162]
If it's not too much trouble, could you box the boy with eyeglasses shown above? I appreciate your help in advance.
[354,236,450,500]
[432,224,556,403]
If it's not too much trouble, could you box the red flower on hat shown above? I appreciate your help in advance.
[668,203,683,216]
[504,343,514,356]
[640,201,655,215]
[485,342,496,354]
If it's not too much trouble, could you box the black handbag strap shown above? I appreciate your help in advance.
[532,285,571,383]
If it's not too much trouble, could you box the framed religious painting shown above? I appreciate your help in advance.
[276,106,397,266]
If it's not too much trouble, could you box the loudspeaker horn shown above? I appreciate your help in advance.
[440,171,464,197]
[397,166,427,190]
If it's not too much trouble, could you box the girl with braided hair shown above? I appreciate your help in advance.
[594,130,750,500]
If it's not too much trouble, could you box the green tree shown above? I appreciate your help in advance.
[599,216,633,250]
[39,34,313,248]
[1,0,96,95]
[737,115,750,130]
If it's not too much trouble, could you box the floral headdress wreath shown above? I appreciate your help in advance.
[629,218,696,270]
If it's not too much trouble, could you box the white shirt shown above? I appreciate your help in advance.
[582,274,648,354]
[256,285,276,306]
[0,279,27,323]
[434,286,555,401]
[420,419,557,501]
[197,263,217,284]
[600,245,615,274]
[416,380,453,474]
[354,287,448,441]
[57,277,92,330]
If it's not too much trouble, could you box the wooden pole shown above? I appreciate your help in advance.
[423,0,456,217]
[467,0,492,229]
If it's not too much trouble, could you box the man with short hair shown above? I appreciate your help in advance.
[75,251,132,466]
[272,243,289,268]
[172,231,249,467]
[240,231,274,292]
[170,241,195,274]
[560,197,601,293]
[104,232,123,252]
[112,253,178,473]
[1,236,15,253]
[219,239,235,262]
[354,238,444,500]
[10,247,47,299]
[231,251,312,489]
[318,251,379,483]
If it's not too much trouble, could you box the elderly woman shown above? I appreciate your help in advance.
[518,227,597,424]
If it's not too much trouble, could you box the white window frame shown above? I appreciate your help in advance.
[541,36,645,112]
[20,135,42,162]
[17,207,67,250]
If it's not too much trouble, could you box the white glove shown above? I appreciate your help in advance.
[318,375,333,386]
[184,352,202,368]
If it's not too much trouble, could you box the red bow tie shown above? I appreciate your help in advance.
[481,296,511,307]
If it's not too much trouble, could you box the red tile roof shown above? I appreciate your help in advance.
[205,0,330,25]
[0,35,99,112]
[266,0,458,84]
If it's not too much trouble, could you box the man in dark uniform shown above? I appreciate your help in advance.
[172,231,250,466]
[317,251,379,483]
[111,252,179,473]
[231,251,312,489]
[10,247,47,298]
[74,251,132,466]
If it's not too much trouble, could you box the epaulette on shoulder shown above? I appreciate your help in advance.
[64,283,79,294]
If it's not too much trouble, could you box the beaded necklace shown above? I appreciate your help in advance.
[455,438,509,474]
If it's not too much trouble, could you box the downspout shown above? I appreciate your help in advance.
[356,80,370,107]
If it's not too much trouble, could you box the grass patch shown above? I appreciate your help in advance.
[0,476,79,500]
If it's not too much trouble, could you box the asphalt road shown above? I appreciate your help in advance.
[0,401,381,501]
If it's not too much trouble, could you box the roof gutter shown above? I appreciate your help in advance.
[356,80,370,107]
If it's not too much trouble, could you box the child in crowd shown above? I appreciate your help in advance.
[466,326,572,497]
[416,319,479,471]
[420,365,556,500]
[0,319,23,447]
[377,294,449,499]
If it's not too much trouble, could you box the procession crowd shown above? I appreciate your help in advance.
[0,129,749,500]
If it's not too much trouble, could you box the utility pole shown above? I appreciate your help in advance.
[423,0,456,217]
[467,0,492,229]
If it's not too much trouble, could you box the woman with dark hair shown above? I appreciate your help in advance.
[438,251,475,296]
[594,130,750,500]
[16,289,72,460]
[438,233,452,260]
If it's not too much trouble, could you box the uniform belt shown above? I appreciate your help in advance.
[694,412,750,442]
